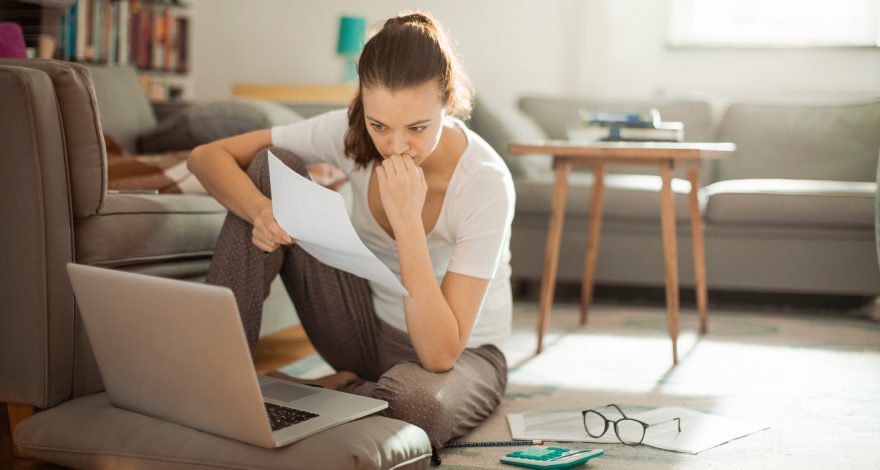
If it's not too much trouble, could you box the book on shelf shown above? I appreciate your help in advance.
[50,0,189,73]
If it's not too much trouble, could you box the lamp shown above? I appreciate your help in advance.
[336,16,366,84]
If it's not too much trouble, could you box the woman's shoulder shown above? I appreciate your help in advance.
[447,127,515,214]
[456,125,513,184]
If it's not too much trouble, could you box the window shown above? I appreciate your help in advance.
[669,0,880,47]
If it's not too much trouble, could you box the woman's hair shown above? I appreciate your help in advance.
[344,11,473,168]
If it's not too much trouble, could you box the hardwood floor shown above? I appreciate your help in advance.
[1,326,315,469]
[253,325,317,374]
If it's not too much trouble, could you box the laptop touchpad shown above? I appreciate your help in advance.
[261,382,320,403]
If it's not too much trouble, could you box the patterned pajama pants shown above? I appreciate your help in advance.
[205,148,508,450]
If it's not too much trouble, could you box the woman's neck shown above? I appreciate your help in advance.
[420,120,467,178]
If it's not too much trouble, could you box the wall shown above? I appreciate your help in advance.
[576,0,880,107]
[191,0,880,134]
[190,0,581,138]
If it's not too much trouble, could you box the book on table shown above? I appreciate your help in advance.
[569,108,685,142]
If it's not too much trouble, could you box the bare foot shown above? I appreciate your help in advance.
[266,370,360,391]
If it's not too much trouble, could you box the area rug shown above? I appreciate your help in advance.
[282,302,880,469]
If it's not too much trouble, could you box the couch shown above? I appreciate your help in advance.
[507,96,880,297]
[0,59,431,469]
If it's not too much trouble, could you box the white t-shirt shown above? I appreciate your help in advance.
[272,109,515,348]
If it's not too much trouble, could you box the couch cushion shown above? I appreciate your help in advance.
[14,392,432,470]
[716,99,880,183]
[704,179,875,228]
[0,59,108,218]
[75,193,226,267]
[467,98,527,176]
[138,100,304,153]
[515,172,698,222]
[86,64,158,154]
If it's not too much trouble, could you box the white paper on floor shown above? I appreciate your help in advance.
[508,405,769,454]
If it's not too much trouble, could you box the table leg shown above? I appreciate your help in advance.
[687,169,708,334]
[659,162,680,365]
[580,163,606,325]
[536,158,572,354]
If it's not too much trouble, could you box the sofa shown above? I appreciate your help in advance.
[506,96,880,297]
[0,59,431,469]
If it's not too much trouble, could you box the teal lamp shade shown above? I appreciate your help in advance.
[337,16,366,83]
[337,16,366,55]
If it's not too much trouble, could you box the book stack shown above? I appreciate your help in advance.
[567,108,685,142]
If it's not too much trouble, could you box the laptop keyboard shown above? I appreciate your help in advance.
[264,402,320,431]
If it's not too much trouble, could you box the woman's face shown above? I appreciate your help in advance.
[361,80,447,167]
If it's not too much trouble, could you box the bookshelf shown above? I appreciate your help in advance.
[0,0,192,100]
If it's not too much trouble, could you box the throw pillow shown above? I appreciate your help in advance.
[137,99,303,153]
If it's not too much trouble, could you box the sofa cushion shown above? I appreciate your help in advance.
[704,179,876,228]
[515,172,698,222]
[467,98,528,176]
[14,392,432,470]
[86,64,158,154]
[75,193,226,267]
[138,100,304,153]
[716,99,880,183]
[0,59,107,218]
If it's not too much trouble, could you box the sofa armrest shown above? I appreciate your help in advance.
[876,151,880,271]
[0,64,77,408]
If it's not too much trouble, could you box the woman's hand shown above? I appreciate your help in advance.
[375,154,427,230]
[252,204,296,252]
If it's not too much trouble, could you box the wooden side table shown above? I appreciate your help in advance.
[509,141,736,364]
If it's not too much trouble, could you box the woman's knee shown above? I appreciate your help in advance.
[374,364,451,441]
[245,147,310,195]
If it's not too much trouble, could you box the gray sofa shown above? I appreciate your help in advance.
[0,60,431,469]
[508,96,880,297]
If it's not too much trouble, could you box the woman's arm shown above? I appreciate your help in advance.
[188,129,293,252]
[376,154,492,372]
[398,227,490,372]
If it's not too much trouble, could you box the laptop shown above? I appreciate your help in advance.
[66,263,387,449]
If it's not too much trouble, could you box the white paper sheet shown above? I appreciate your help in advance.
[268,151,408,297]
[508,406,769,454]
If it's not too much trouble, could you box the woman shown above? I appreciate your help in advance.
[188,12,515,449]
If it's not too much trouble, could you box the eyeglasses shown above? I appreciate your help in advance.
[582,404,681,446]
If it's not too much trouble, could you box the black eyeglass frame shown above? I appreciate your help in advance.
[581,404,682,446]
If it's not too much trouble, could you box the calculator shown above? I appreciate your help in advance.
[500,447,604,469]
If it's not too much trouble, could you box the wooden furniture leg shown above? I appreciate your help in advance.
[659,162,680,364]
[580,163,606,325]
[536,157,572,354]
[687,169,709,334]
[7,403,35,458]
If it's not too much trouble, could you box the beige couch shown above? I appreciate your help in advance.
[0,59,431,469]
[509,96,880,297]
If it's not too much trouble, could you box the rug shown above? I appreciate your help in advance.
[282,302,880,469]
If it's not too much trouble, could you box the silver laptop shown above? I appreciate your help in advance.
[66,263,387,449]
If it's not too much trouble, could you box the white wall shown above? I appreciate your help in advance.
[190,0,581,137]
[576,0,880,104]
[190,0,880,132]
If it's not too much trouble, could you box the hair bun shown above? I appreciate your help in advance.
[386,11,434,28]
